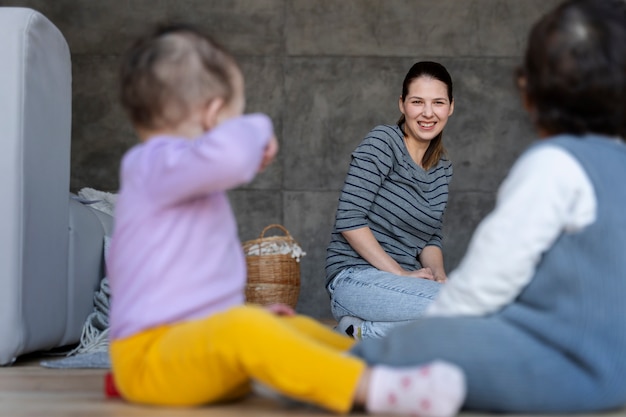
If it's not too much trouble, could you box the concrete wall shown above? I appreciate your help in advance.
[1,0,563,318]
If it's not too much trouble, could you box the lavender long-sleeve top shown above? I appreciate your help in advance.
[108,114,273,340]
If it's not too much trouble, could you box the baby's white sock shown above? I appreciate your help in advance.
[366,360,466,417]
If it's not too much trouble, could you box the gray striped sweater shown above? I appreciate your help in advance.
[325,124,453,287]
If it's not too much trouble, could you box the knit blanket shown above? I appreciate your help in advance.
[41,188,116,369]
[41,190,305,369]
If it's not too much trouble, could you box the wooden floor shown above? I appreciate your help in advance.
[0,353,359,417]
[3,354,626,417]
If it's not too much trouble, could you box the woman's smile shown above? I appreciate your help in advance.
[399,76,454,144]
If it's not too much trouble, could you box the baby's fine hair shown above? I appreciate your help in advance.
[519,0,626,137]
[120,23,237,130]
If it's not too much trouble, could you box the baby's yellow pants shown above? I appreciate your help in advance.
[110,305,365,413]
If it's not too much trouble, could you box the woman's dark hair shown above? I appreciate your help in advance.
[397,61,453,170]
[120,23,236,130]
[517,0,626,137]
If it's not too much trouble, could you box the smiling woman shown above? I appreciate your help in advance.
[398,62,454,171]
[325,61,455,340]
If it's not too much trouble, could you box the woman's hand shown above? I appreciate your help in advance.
[399,267,446,282]
[402,267,435,281]
[433,273,448,283]
[435,273,448,284]
[418,246,447,283]
[265,303,296,316]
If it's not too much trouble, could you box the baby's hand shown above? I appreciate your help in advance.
[265,303,295,316]
[259,135,279,172]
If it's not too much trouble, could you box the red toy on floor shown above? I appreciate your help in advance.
[104,372,121,398]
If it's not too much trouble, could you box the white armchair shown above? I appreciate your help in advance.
[0,7,113,365]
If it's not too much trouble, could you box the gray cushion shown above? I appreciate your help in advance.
[0,7,102,365]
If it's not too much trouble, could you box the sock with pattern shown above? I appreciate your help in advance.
[366,361,466,417]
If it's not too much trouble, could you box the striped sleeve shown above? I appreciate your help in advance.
[335,128,394,232]
[426,161,453,248]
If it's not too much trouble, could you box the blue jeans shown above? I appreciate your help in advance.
[327,267,442,339]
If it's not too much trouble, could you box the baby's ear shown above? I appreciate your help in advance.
[517,75,534,112]
[202,97,225,130]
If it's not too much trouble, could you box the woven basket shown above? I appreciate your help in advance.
[243,224,301,308]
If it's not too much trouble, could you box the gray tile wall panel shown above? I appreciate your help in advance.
[0,0,561,318]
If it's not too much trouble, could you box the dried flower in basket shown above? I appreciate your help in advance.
[244,239,306,262]
[242,224,304,309]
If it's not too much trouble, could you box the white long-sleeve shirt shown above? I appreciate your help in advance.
[427,144,596,317]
